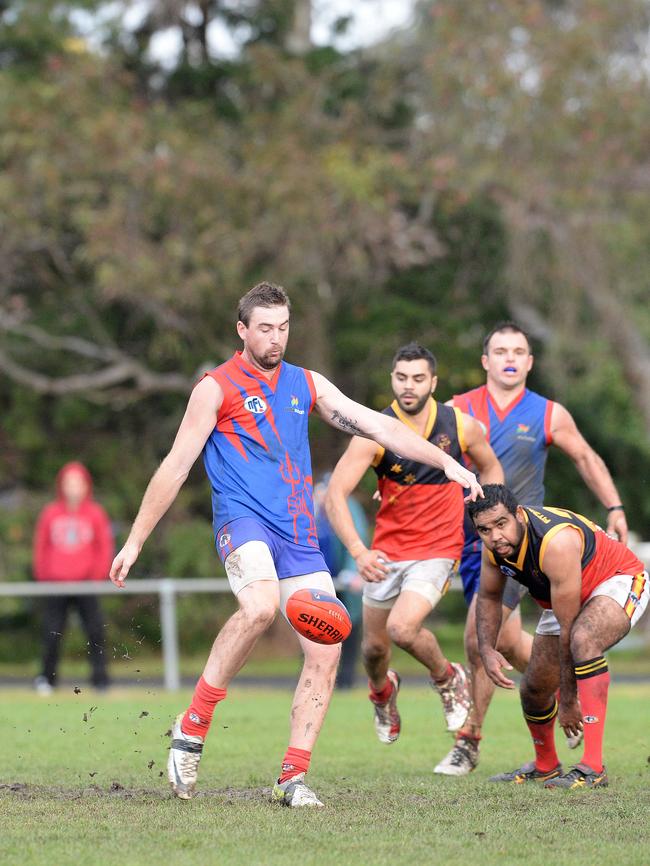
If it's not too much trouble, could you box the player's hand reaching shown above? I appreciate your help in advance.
[354,548,391,583]
[442,460,483,503]
[606,509,628,546]
[481,647,516,689]
[558,695,583,740]
[109,541,141,588]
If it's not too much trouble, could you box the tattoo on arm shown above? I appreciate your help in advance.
[330,410,364,435]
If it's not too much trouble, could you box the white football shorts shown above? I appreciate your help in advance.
[362,557,455,610]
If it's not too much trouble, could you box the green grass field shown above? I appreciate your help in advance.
[1,684,649,866]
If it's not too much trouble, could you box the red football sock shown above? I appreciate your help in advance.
[181,676,227,738]
[279,747,311,783]
[575,656,609,773]
[369,678,393,704]
[523,701,560,773]
[456,729,481,743]
[432,661,455,684]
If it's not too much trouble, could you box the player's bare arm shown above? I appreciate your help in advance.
[325,437,390,584]
[461,414,504,485]
[550,402,628,544]
[542,527,584,738]
[476,553,515,689]
[311,372,483,501]
[110,376,223,587]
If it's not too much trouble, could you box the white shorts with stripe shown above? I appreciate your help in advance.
[535,571,649,636]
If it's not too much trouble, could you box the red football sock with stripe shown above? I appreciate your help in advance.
[575,656,609,773]
[181,676,227,738]
[369,678,393,704]
[523,701,560,773]
[279,747,311,783]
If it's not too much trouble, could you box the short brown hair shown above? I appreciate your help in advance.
[237,282,291,326]
[483,321,531,354]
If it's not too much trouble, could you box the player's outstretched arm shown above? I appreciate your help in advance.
[311,372,483,501]
[543,529,584,738]
[550,402,628,543]
[110,376,223,587]
[461,413,504,484]
[325,437,390,583]
[476,553,514,689]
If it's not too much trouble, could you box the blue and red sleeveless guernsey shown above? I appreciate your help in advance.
[201,352,319,550]
[453,385,553,504]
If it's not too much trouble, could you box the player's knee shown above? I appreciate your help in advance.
[521,673,538,700]
[386,617,418,649]
[239,600,278,633]
[362,635,389,663]
[521,673,551,708]
[570,622,599,660]
[495,636,517,664]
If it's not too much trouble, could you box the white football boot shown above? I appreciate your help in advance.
[167,713,204,800]
[434,735,480,776]
[272,773,324,808]
[369,669,401,744]
[431,662,472,733]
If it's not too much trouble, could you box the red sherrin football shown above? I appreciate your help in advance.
[286,588,352,645]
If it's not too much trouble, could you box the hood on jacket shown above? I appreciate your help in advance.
[55,461,93,502]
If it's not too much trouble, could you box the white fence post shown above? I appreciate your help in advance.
[159,580,180,691]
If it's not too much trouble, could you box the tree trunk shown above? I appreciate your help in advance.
[285,0,312,55]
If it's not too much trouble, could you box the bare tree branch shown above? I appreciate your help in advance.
[0,345,191,395]
[0,313,193,396]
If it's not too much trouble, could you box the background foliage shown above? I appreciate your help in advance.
[1,2,649,658]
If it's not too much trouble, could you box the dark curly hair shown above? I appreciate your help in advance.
[391,342,437,375]
[467,484,519,522]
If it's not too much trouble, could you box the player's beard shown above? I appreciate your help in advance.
[396,392,431,416]
[251,346,285,371]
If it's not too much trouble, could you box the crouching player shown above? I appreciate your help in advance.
[470,484,647,789]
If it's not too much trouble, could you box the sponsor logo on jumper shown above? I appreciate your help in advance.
[285,395,305,415]
[515,422,535,442]
[218,533,231,549]
[244,395,267,414]
[434,433,452,453]
[500,565,517,578]
[297,612,344,641]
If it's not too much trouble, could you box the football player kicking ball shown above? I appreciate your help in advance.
[110,283,482,808]
[471,484,647,789]
[326,343,503,746]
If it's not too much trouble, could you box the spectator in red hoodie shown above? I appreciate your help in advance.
[33,462,114,694]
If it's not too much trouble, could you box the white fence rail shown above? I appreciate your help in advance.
[0,578,230,691]
[0,576,465,690]
[1,540,648,691]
